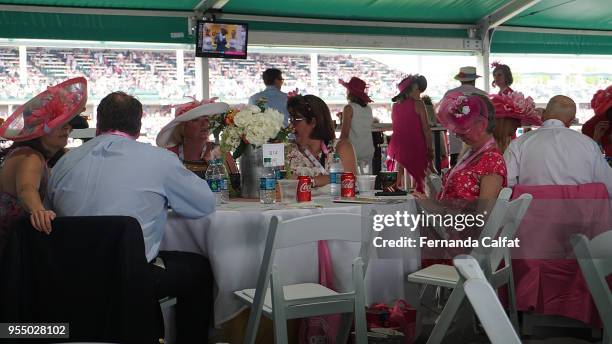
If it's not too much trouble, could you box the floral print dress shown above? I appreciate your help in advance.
[285,140,338,178]
[438,146,507,201]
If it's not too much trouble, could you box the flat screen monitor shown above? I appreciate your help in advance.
[195,20,248,59]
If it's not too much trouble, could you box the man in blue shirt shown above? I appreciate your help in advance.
[248,68,290,126]
[47,92,216,343]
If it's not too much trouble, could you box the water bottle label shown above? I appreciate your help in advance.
[220,178,228,191]
[208,179,220,192]
[330,172,341,184]
[260,177,276,191]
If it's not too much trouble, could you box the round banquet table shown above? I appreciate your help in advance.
[160,196,421,326]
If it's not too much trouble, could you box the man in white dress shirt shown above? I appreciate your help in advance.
[504,95,612,196]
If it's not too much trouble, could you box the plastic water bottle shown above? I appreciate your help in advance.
[216,159,229,204]
[329,153,343,198]
[205,160,221,206]
[260,158,276,204]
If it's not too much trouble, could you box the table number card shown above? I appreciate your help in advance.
[262,143,285,167]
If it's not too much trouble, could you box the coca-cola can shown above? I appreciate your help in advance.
[297,176,312,202]
[341,172,356,198]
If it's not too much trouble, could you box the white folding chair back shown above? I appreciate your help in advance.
[454,255,521,344]
[572,231,612,344]
[474,188,532,276]
[235,213,371,344]
[407,188,532,344]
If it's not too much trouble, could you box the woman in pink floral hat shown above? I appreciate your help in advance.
[490,91,541,153]
[388,74,432,192]
[0,77,87,250]
[582,85,612,156]
[434,92,506,201]
[415,93,506,269]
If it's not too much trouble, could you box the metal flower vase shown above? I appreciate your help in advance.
[239,145,264,199]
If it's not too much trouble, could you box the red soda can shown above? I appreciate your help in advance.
[297,176,312,202]
[341,172,356,197]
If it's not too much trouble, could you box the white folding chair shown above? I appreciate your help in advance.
[234,213,371,344]
[407,188,532,344]
[572,231,612,344]
[453,255,521,344]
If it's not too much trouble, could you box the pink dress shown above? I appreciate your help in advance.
[438,145,507,201]
[389,98,428,192]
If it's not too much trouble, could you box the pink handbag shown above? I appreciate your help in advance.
[366,300,417,344]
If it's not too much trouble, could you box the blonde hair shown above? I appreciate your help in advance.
[169,123,185,147]
[493,118,519,153]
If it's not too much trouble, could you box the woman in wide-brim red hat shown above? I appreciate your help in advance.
[338,77,375,169]
[0,77,87,247]
[582,85,612,156]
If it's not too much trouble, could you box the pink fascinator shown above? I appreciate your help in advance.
[489,92,541,126]
[437,92,487,134]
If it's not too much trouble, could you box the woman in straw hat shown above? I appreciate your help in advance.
[0,77,87,246]
[156,98,230,179]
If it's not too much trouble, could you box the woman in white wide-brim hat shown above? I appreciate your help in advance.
[156,98,229,178]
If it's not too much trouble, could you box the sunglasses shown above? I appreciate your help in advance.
[289,116,306,124]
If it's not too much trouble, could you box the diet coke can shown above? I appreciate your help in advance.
[297,176,312,202]
[341,172,356,198]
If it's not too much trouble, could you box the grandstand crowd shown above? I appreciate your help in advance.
[1,46,611,145]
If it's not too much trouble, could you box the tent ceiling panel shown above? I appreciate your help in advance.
[0,11,192,44]
[506,0,612,31]
[0,0,610,55]
[223,0,511,24]
[492,30,612,54]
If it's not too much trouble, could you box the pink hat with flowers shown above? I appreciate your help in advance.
[437,92,488,134]
[0,77,87,142]
[489,92,542,126]
[591,85,612,116]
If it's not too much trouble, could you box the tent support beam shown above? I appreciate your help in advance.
[497,25,612,37]
[478,0,542,31]
[248,30,479,52]
[219,14,473,30]
[0,4,192,17]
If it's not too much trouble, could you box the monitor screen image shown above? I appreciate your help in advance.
[195,20,248,59]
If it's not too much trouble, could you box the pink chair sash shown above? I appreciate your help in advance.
[298,241,339,344]
[510,183,611,326]
[318,241,335,290]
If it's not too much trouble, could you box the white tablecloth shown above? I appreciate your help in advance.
[160,197,420,325]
